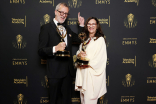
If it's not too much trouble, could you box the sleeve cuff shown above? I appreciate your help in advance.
[53,46,56,54]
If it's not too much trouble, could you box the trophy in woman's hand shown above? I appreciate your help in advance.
[76,32,90,67]
[55,25,70,57]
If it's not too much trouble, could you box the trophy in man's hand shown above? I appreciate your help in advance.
[55,25,70,57]
[76,32,90,67]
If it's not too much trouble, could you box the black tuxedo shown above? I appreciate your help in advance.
[38,20,82,104]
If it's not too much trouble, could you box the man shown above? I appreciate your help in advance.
[38,2,84,104]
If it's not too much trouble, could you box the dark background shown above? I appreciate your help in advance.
[0,0,156,104]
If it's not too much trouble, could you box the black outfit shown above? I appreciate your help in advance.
[38,20,82,104]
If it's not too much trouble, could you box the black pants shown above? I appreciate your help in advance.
[48,70,72,104]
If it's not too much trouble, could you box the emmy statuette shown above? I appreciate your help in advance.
[55,25,70,57]
[76,32,90,67]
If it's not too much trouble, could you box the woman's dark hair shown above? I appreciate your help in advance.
[83,17,106,42]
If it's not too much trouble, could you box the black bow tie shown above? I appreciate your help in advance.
[57,23,66,27]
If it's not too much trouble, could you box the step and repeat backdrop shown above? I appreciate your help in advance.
[0,0,156,104]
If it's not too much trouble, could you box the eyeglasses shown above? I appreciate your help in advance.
[87,23,97,26]
[57,10,70,16]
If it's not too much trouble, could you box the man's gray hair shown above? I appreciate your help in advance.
[55,2,70,11]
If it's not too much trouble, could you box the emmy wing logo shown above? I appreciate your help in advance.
[152,0,156,7]
[98,95,108,104]
[12,34,27,49]
[122,73,135,87]
[14,93,27,104]
[96,0,110,4]
[10,0,25,4]
[148,54,156,68]
[68,0,82,8]
[124,0,139,6]
[40,14,51,26]
[41,75,49,88]
[124,13,137,28]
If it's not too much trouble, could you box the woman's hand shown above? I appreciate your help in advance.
[77,51,87,58]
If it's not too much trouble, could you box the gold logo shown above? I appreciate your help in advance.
[72,98,80,102]
[14,76,28,87]
[41,59,47,64]
[12,16,26,27]
[122,38,137,45]
[147,96,156,101]
[106,75,109,86]
[124,13,137,28]
[96,0,110,4]
[122,56,136,66]
[149,38,156,43]
[14,93,27,104]
[152,0,156,7]
[10,0,25,4]
[121,96,135,102]
[150,17,156,24]
[103,35,109,47]
[67,18,78,25]
[40,97,49,103]
[147,77,156,83]
[148,54,156,68]
[12,34,27,49]
[98,96,108,104]
[107,58,109,65]
[122,73,135,87]
[12,58,27,65]
[68,0,82,8]
[124,0,139,6]
[40,14,51,26]
[39,0,54,6]
[98,16,110,27]
[41,75,49,88]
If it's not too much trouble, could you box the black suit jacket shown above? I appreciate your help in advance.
[38,20,82,78]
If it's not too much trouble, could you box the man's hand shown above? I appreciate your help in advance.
[55,42,66,51]
[78,12,85,27]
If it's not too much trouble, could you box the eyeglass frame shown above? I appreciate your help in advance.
[87,23,97,27]
[57,10,70,16]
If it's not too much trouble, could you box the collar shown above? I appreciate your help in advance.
[53,18,58,26]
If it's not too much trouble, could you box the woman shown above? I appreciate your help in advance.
[75,17,107,104]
